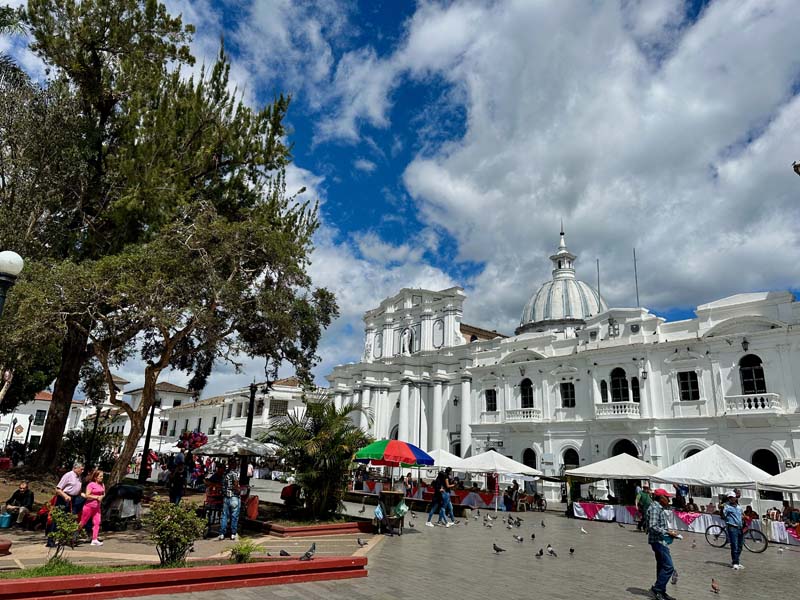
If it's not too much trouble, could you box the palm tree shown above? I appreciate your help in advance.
[0,6,27,87]
[265,390,372,519]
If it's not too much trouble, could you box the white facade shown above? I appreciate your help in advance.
[0,391,85,452]
[328,232,800,500]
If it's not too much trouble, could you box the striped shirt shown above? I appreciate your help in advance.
[647,502,670,545]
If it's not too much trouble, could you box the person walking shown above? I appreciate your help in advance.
[168,463,186,504]
[636,484,652,532]
[218,461,240,541]
[441,467,456,524]
[78,470,105,546]
[647,488,679,600]
[723,491,745,570]
[425,471,449,527]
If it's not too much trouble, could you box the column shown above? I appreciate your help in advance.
[430,380,443,451]
[398,379,410,442]
[334,392,342,411]
[460,377,472,457]
[360,387,371,432]
[352,389,361,427]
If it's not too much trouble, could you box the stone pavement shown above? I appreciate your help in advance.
[135,513,799,600]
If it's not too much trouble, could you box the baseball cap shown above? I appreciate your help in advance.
[652,489,672,498]
[726,491,737,498]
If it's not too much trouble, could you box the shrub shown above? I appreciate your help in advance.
[145,499,205,567]
[227,538,263,564]
[46,508,81,561]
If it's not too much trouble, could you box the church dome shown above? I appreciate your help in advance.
[516,230,608,334]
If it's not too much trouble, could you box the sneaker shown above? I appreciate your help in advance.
[425,522,434,528]
[231,534,238,541]
[90,540,103,546]
[733,564,743,570]
[445,522,453,528]
[217,534,225,540]
[649,588,666,600]
[661,591,677,600]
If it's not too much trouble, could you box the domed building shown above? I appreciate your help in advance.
[517,230,607,335]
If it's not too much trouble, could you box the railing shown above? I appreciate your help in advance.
[595,402,640,418]
[505,408,542,421]
[724,393,783,414]
[480,411,501,424]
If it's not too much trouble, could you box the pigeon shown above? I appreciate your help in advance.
[486,522,493,528]
[506,524,513,530]
[541,520,546,528]
[357,538,368,547]
[266,551,272,557]
[513,535,524,543]
[569,547,575,556]
[691,540,697,549]
[711,578,720,594]
[535,548,544,558]
[411,511,417,519]
[408,521,415,528]
[530,532,536,541]
[477,509,481,516]
[507,516,514,525]
[514,518,523,528]
[580,527,588,534]
[617,522,625,528]
[493,543,506,554]
[279,549,290,557]
[546,544,557,557]
[670,570,678,585]
[778,547,784,554]
[474,514,480,520]
[299,542,316,561]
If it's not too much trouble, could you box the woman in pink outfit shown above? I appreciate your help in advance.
[79,470,105,546]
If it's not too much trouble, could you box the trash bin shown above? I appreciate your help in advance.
[0,513,12,529]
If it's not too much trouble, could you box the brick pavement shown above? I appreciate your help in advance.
[135,512,799,600]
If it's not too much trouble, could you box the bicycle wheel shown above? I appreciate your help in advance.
[705,524,728,548]
[743,528,768,553]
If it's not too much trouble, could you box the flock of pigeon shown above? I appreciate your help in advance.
[482,511,574,560]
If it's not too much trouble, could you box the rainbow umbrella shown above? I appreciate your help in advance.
[355,439,434,467]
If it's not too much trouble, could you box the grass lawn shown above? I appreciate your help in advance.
[0,559,150,579]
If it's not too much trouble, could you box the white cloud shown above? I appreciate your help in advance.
[353,158,377,173]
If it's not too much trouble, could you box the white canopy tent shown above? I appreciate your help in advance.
[427,448,468,470]
[565,452,660,480]
[759,464,800,492]
[197,434,277,457]
[650,444,771,488]
[461,450,543,476]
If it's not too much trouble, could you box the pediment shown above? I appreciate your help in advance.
[702,315,786,338]
[498,349,546,365]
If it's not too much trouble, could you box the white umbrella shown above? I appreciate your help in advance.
[759,464,800,492]
[650,444,770,488]
[428,448,468,470]
[461,450,543,476]
[565,453,660,479]
[196,434,276,457]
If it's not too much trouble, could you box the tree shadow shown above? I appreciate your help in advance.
[625,587,653,597]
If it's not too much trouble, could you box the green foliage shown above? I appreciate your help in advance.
[145,498,205,567]
[46,507,80,561]
[227,538,263,564]
[57,423,122,472]
[265,393,372,520]
[0,557,147,579]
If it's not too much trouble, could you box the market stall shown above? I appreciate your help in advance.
[461,450,543,511]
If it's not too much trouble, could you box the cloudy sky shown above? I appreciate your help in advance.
[5,0,800,397]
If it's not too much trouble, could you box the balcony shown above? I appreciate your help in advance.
[595,402,640,419]
[480,411,501,424]
[725,393,784,415]
[506,408,543,422]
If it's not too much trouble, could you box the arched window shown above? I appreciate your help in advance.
[485,389,497,412]
[752,448,782,501]
[611,439,638,457]
[522,448,537,469]
[739,354,766,394]
[520,378,534,408]
[610,368,628,402]
[563,448,580,468]
[631,377,640,403]
[600,380,608,403]
[389,425,399,440]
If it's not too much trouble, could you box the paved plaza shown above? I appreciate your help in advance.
[134,512,798,600]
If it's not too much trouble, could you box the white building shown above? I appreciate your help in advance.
[327,230,800,500]
[1,391,86,452]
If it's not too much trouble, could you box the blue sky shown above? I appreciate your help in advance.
[4,0,800,396]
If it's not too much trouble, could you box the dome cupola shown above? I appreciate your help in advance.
[516,228,608,335]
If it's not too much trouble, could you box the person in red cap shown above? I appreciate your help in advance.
[647,488,679,600]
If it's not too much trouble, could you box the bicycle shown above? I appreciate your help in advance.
[704,523,768,553]
[532,493,547,512]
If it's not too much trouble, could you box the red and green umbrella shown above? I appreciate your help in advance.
[355,439,434,467]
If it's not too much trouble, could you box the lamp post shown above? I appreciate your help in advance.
[6,416,17,448]
[0,251,24,318]
[240,381,257,484]
[23,414,33,460]
[138,395,161,483]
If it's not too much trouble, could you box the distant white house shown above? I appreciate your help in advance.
[1,391,85,452]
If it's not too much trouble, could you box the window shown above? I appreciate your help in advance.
[183,419,189,433]
[158,420,168,436]
[678,371,700,401]
[256,398,264,415]
[197,417,202,432]
[172,398,181,408]
[520,378,534,408]
[236,403,243,418]
[226,403,233,419]
[33,409,47,426]
[631,377,640,403]
[600,380,608,403]
[739,354,766,394]
[169,421,176,437]
[209,416,217,435]
[610,368,628,402]
[268,399,289,418]
[560,382,576,408]
[485,389,497,412]
[29,435,41,449]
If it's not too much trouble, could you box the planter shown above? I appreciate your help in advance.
[243,518,373,537]
[0,556,368,600]
[0,538,10,556]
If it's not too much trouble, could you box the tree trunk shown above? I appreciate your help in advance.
[33,322,90,471]
[108,366,159,486]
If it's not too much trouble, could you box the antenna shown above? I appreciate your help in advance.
[596,258,601,298]
[633,248,640,307]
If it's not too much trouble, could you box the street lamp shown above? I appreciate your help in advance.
[0,251,24,318]
[5,417,17,447]
[23,414,33,459]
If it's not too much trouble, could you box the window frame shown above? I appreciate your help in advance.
[520,379,534,409]
[677,371,701,402]
[739,354,767,395]
[485,389,497,412]
[560,382,576,408]
[33,409,47,426]
[610,368,629,402]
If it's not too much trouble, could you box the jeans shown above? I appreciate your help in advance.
[442,492,455,522]
[728,525,743,565]
[427,496,446,523]
[650,542,674,593]
[220,496,240,537]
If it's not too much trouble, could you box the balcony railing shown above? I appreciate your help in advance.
[506,408,542,422]
[480,411,501,424]
[595,402,640,418]
[725,393,783,415]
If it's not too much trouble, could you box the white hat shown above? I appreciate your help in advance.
[726,490,737,498]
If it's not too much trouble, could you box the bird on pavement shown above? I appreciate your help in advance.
[358,500,366,514]
[506,524,513,530]
[546,544,557,557]
[531,533,536,541]
[569,547,575,556]
[493,543,506,554]
[778,547,784,554]
[691,540,697,549]
[486,522,493,528]
[357,538,368,547]
[580,527,588,534]
[299,543,316,561]
[279,549,291,557]
[411,511,417,519]
[513,535,524,543]
[507,516,514,525]
[535,548,544,558]
[266,552,272,557]
[409,522,415,528]
[514,517,523,528]
[671,571,678,585]
[617,523,625,528]
[541,520,546,528]
[474,514,480,520]
[711,578,720,594]
[477,509,481,516]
